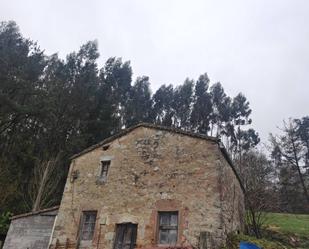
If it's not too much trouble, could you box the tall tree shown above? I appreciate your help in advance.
[125,76,153,127]
[0,21,46,213]
[0,21,263,218]
[233,128,260,177]
[0,21,46,138]
[102,57,132,129]
[228,93,258,172]
[172,78,194,129]
[209,82,231,136]
[231,93,252,127]
[190,73,212,134]
[21,41,102,210]
[152,84,175,126]
[270,119,309,206]
[295,116,309,169]
[242,150,275,238]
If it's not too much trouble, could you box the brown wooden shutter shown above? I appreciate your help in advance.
[114,223,137,249]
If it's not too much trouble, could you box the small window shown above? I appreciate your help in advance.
[100,160,110,182]
[80,211,97,241]
[158,211,178,245]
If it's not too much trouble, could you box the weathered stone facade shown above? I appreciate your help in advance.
[50,124,245,249]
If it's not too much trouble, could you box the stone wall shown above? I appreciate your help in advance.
[3,209,58,249]
[217,152,245,238]
[50,126,244,249]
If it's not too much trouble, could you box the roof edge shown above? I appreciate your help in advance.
[68,122,245,194]
[70,123,218,160]
[218,143,246,194]
[11,206,59,220]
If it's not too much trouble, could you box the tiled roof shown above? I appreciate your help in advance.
[11,206,59,220]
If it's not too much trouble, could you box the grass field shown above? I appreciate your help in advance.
[226,212,309,249]
[264,212,309,237]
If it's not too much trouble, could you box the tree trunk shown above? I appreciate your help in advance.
[295,164,309,204]
[249,207,261,239]
[32,160,51,211]
[291,138,309,204]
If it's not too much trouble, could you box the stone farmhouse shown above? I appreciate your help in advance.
[4,123,245,249]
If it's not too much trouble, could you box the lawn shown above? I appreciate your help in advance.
[264,212,309,237]
[225,212,309,249]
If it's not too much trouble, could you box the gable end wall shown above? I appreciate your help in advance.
[51,126,244,249]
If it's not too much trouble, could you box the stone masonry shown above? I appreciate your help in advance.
[50,123,245,249]
[3,207,58,249]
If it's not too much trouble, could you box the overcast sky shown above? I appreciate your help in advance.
[1,0,309,143]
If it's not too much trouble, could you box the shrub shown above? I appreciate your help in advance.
[0,212,12,234]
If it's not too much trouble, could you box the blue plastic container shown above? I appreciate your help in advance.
[239,241,261,249]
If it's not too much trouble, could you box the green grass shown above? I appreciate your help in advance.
[224,212,309,248]
[264,212,309,237]
[233,212,309,248]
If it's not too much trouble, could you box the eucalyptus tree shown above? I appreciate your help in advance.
[152,84,175,126]
[295,116,309,168]
[0,21,46,140]
[125,76,153,127]
[102,57,132,129]
[270,119,309,206]
[24,40,102,210]
[0,20,265,216]
[172,79,194,129]
[190,73,212,134]
[209,82,231,137]
[0,21,46,213]
[230,93,253,149]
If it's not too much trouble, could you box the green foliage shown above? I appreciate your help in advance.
[262,212,309,249]
[190,73,212,134]
[172,78,194,129]
[0,21,260,217]
[270,118,309,213]
[152,84,175,126]
[0,212,12,234]
[231,93,252,126]
[225,212,309,249]
[125,76,153,126]
[209,82,230,132]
